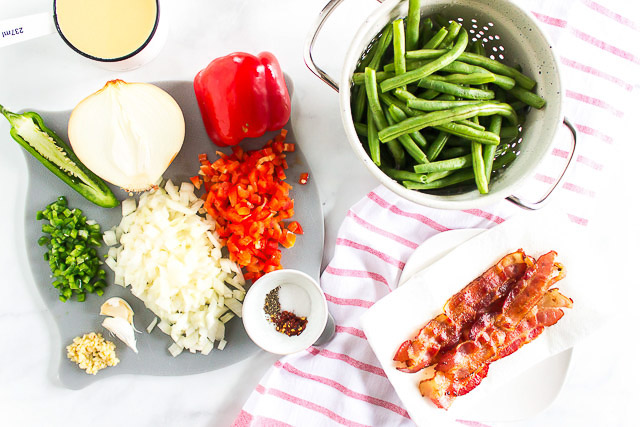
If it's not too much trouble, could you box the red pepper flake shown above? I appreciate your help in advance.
[273,310,308,336]
[299,172,309,185]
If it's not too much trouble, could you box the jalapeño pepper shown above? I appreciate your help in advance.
[0,105,118,208]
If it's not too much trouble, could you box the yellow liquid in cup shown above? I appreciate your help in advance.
[55,0,158,60]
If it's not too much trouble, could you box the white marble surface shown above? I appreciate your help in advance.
[0,1,638,426]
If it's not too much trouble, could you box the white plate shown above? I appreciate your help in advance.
[362,217,576,424]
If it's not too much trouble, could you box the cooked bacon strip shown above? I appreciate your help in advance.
[498,251,565,330]
[419,289,573,409]
[394,251,531,373]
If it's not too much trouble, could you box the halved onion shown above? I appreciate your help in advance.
[68,80,185,191]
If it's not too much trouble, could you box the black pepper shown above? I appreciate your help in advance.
[264,286,281,318]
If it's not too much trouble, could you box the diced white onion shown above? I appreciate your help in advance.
[147,317,158,333]
[103,181,244,355]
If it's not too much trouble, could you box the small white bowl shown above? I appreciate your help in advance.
[242,269,329,354]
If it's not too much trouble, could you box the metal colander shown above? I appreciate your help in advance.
[305,0,576,210]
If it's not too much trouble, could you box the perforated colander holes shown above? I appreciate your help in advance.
[457,16,505,61]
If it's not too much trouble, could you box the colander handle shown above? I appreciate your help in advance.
[507,118,578,210]
[304,0,383,92]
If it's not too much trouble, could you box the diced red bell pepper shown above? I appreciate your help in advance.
[193,52,291,147]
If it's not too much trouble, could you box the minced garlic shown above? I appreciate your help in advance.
[66,332,119,375]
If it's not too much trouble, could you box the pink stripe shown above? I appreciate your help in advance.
[581,0,640,32]
[552,148,569,159]
[232,411,293,427]
[277,361,411,419]
[562,182,596,197]
[324,266,390,290]
[566,90,624,117]
[535,174,554,185]
[456,420,492,427]
[554,149,603,171]
[567,213,589,226]
[336,238,405,270]
[531,11,567,27]
[347,210,419,249]
[307,347,387,378]
[574,123,613,144]
[462,209,504,225]
[576,155,604,171]
[570,27,640,65]
[336,325,367,339]
[560,56,634,91]
[266,387,369,427]
[256,384,267,394]
[368,191,450,232]
[535,174,596,197]
[325,292,374,309]
[232,410,253,427]
[532,11,640,64]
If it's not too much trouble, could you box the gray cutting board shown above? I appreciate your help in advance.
[20,79,324,389]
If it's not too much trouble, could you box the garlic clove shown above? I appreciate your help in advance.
[100,297,134,325]
[102,316,138,353]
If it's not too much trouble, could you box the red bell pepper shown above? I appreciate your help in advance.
[193,52,291,147]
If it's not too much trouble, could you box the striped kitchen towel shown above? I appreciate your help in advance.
[234,0,639,425]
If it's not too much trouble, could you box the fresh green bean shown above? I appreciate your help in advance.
[417,89,440,99]
[352,71,394,85]
[509,101,528,111]
[435,122,500,145]
[380,29,468,92]
[508,86,546,109]
[369,24,393,71]
[471,140,488,193]
[352,86,367,122]
[426,131,450,161]
[440,146,469,158]
[470,117,489,194]
[402,59,516,90]
[364,68,405,167]
[385,108,428,164]
[367,108,381,166]
[354,122,368,137]
[378,102,516,142]
[394,88,419,103]
[456,119,485,130]
[471,41,489,91]
[393,19,407,78]
[435,93,456,101]
[403,151,516,190]
[430,72,496,85]
[380,92,417,117]
[499,125,519,141]
[420,18,434,47]
[437,20,461,49]
[408,99,485,112]
[388,104,428,148]
[406,0,421,51]
[484,115,503,182]
[414,153,472,173]
[423,27,448,49]
[406,50,536,90]
[381,166,428,183]
[425,170,455,183]
[364,68,387,129]
[418,77,495,99]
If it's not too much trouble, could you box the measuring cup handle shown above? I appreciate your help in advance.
[303,0,383,92]
[0,12,56,49]
[507,117,578,210]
